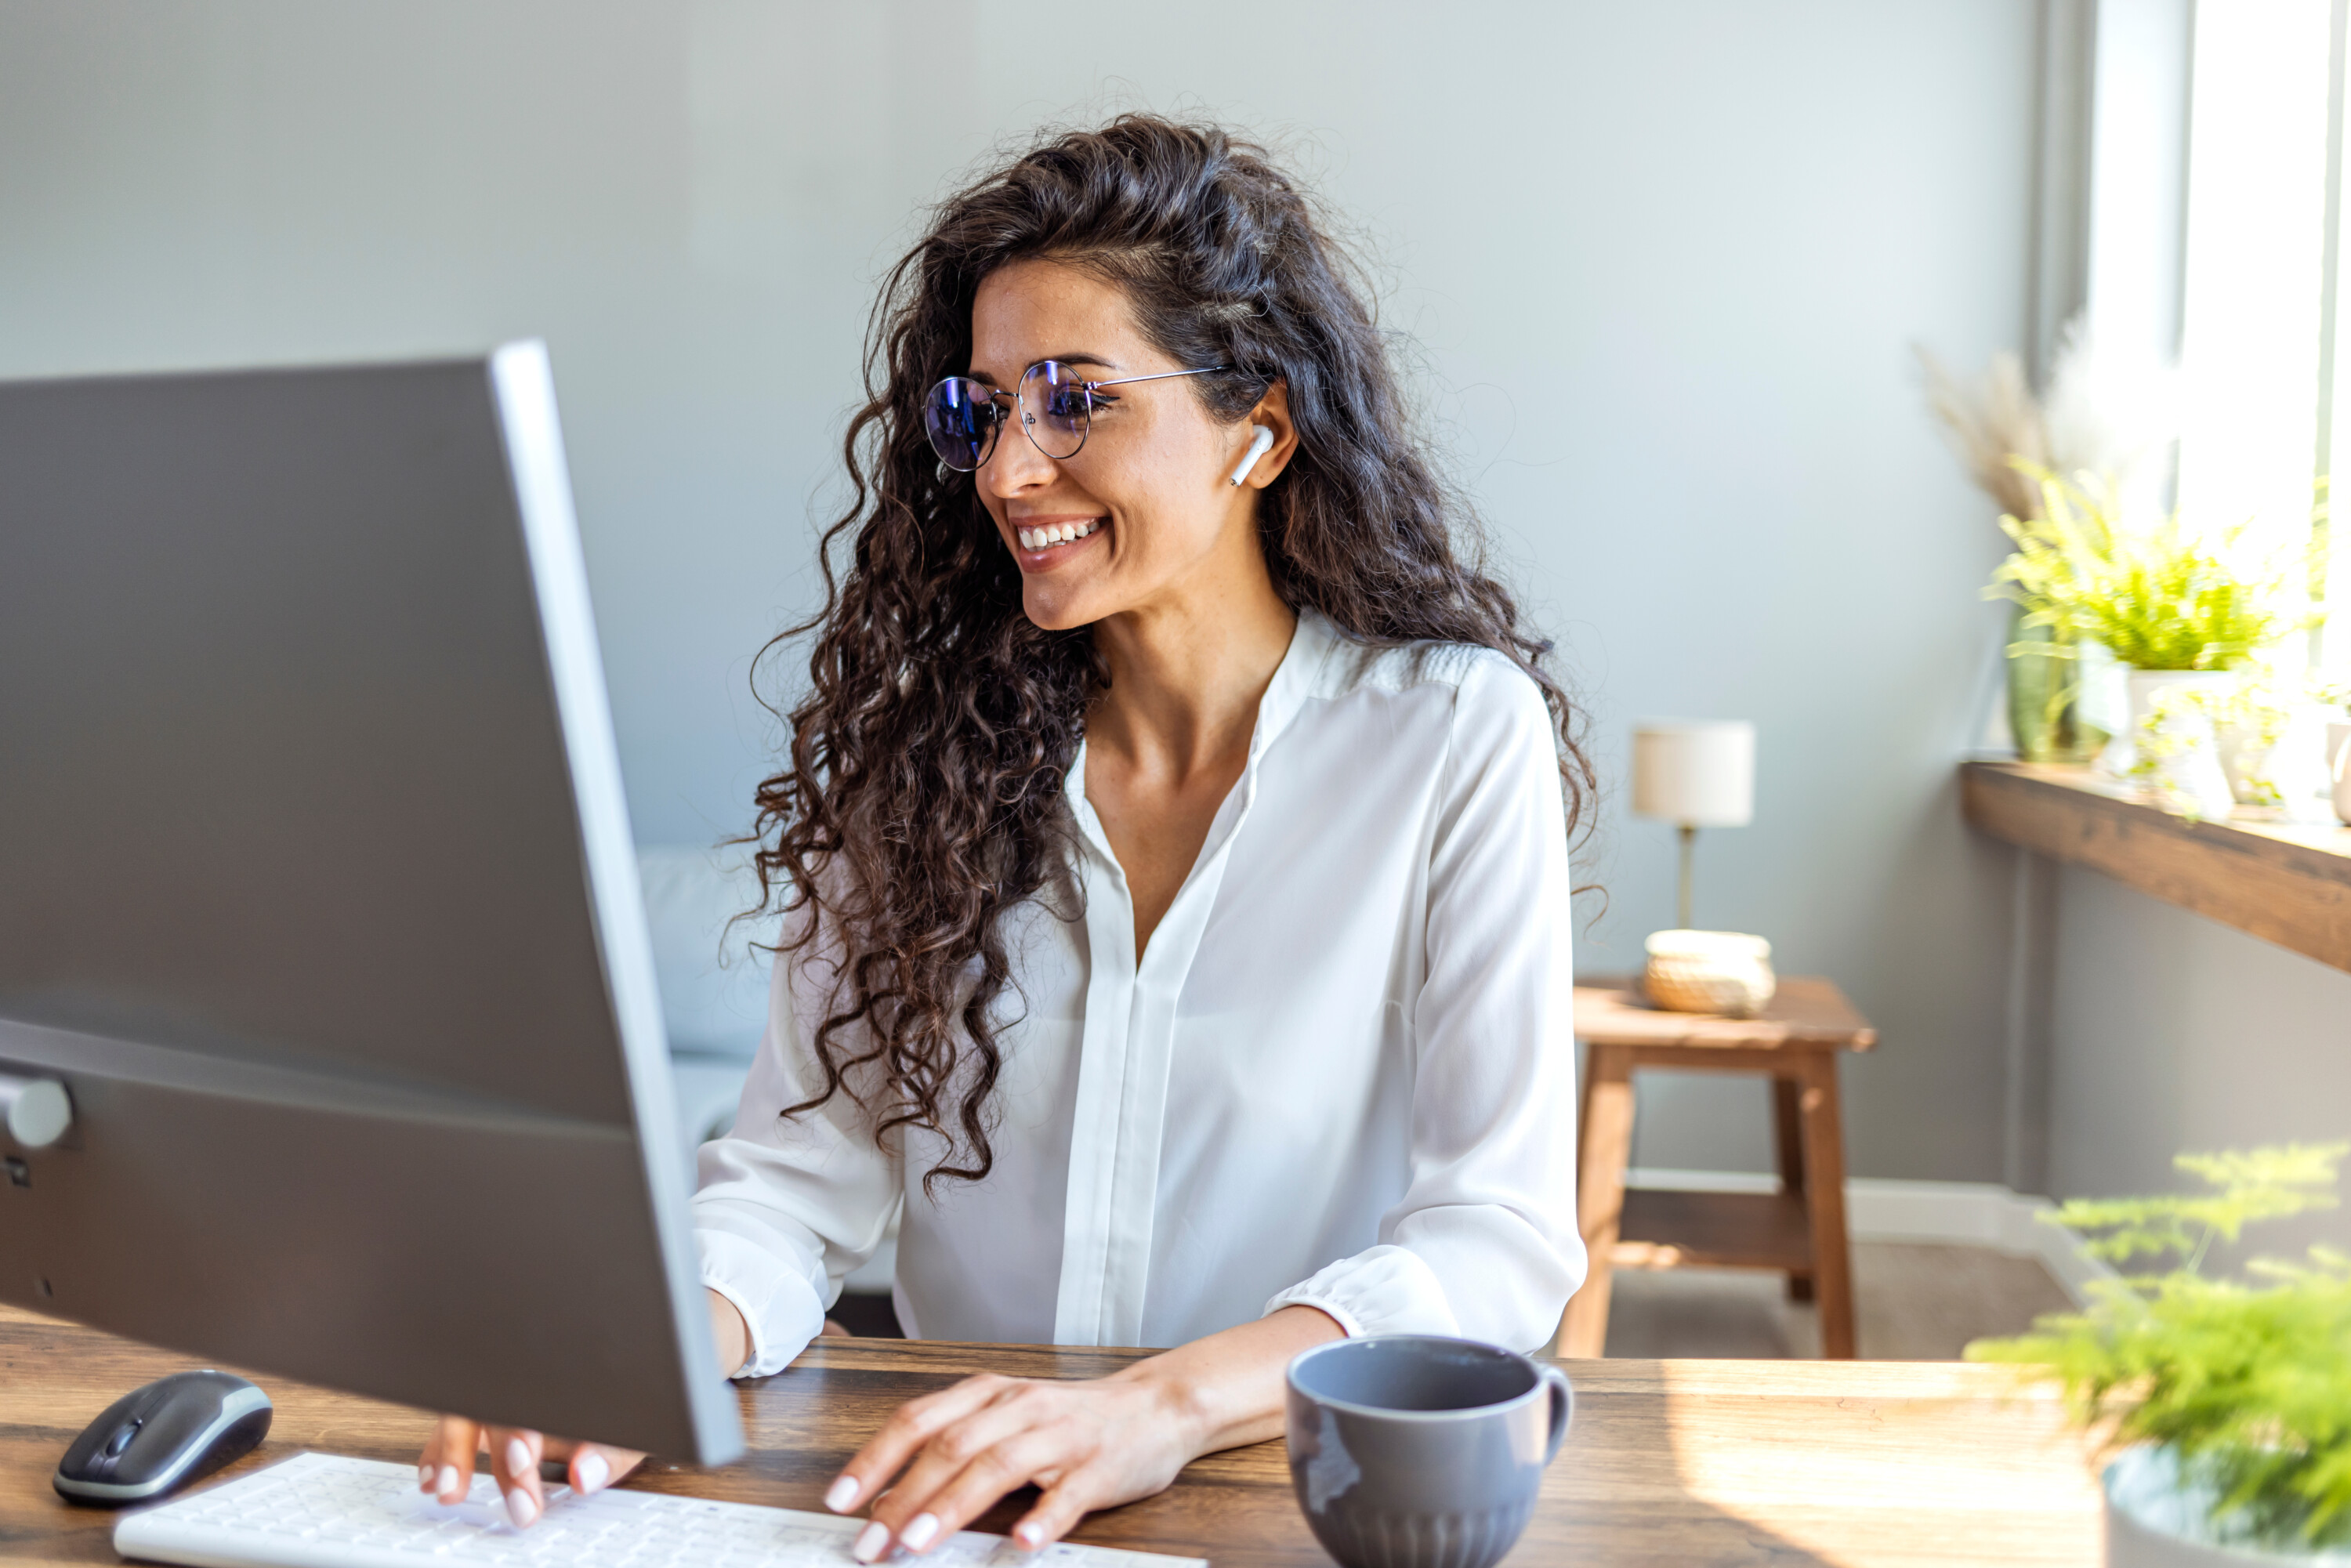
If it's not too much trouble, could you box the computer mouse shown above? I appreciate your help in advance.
[54,1369,273,1505]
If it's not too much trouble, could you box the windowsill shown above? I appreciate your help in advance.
[1958,761,2351,973]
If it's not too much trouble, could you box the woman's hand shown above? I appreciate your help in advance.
[415,1287,837,1527]
[416,1417,646,1528]
[825,1305,1342,1559]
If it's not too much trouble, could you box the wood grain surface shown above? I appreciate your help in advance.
[1572,980,1879,1052]
[1960,759,2351,972]
[0,1302,2105,1566]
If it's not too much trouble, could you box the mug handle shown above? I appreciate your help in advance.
[1539,1364,1574,1462]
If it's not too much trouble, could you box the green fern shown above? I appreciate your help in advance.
[1984,468,2306,672]
[1968,1143,2351,1549]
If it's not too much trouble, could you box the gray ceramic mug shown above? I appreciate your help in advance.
[1284,1335,1573,1568]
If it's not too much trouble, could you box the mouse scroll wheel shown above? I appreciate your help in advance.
[104,1418,143,1458]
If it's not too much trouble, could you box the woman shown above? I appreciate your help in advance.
[419,115,1592,1558]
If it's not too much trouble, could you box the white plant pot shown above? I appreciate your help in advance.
[2330,722,2351,827]
[2122,669,2238,815]
[2215,725,2277,808]
[2106,1447,2351,1566]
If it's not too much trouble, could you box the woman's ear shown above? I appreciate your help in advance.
[1232,382,1298,490]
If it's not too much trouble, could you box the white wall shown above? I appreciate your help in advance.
[0,0,2042,1182]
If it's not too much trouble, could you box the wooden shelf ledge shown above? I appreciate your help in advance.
[1960,760,2351,974]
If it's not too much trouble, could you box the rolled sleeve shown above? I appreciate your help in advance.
[696,1225,825,1379]
[1262,1244,1462,1339]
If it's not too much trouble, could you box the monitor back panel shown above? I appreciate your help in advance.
[0,353,738,1462]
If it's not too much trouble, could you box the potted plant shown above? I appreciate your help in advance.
[1986,471,2304,795]
[1922,327,2173,764]
[1968,1143,2351,1565]
[2208,668,2311,813]
[2126,682,2237,819]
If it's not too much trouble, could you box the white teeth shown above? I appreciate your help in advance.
[1012,520,1102,552]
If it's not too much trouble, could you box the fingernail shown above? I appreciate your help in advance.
[436,1466,462,1500]
[419,1462,436,1491]
[575,1451,610,1494]
[900,1513,940,1552]
[852,1520,891,1563]
[505,1436,532,1478]
[824,1474,861,1512]
[1016,1523,1045,1550]
[505,1488,538,1528]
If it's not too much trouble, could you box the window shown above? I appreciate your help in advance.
[2172,1,2341,663]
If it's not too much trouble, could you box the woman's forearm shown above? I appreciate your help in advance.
[1110,1304,1345,1454]
[708,1289,751,1378]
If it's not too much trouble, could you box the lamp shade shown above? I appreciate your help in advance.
[1632,720,1755,827]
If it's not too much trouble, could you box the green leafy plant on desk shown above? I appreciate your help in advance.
[1967,1143,2351,1555]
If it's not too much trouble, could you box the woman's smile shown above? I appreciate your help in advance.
[1010,512,1107,567]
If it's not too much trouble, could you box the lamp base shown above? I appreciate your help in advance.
[1676,824,1696,931]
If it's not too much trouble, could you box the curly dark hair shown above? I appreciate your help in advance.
[748,114,1593,1193]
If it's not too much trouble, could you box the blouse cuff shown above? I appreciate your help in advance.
[1262,1244,1463,1340]
[697,1226,826,1378]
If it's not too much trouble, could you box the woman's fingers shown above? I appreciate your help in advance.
[826,1374,1017,1518]
[1012,1465,1115,1555]
[420,1416,479,1502]
[562,1441,645,1496]
[876,1425,1079,1557]
[860,1389,1055,1539]
[417,1421,639,1519]
[487,1426,545,1528]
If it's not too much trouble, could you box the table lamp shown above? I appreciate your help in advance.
[1632,719,1755,930]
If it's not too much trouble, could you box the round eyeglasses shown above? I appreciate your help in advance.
[923,360,1228,472]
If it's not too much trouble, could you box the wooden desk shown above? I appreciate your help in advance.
[1,1302,2103,1566]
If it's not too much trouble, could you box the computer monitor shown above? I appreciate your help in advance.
[0,343,744,1465]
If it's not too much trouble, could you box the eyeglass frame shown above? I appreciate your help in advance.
[924,360,1231,472]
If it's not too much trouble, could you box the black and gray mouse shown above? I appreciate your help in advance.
[54,1370,273,1505]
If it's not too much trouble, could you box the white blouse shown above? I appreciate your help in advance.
[694,610,1585,1376]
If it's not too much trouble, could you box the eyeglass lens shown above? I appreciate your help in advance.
[1018,362,1092,459]
[922,361,1103,472]
[922,377,1001,472]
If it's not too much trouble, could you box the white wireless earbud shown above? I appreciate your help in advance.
[1228,424,1276,487]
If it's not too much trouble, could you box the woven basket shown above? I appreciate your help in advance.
[1642,930,1776,1017]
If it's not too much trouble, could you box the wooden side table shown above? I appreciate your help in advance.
[1559,976,1878,1359]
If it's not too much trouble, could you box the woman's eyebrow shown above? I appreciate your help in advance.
[968,354,1122,386]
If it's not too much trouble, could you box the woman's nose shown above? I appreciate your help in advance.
[984,416,1059,495]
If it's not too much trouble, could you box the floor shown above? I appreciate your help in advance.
[1599,1241,2078,1360]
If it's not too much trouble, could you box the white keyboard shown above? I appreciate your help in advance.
[114,1452,1204,1568]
